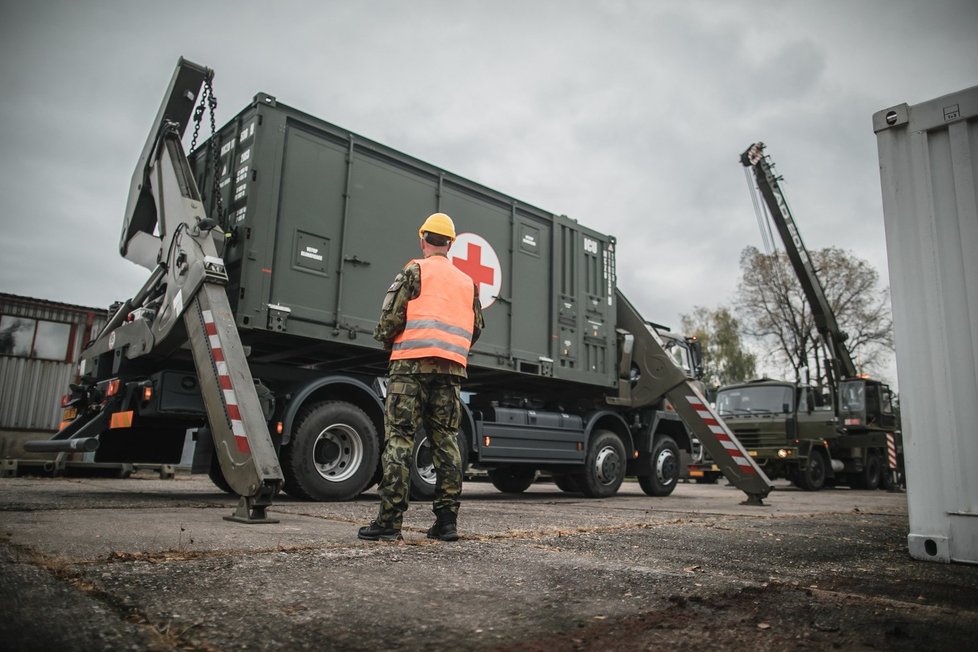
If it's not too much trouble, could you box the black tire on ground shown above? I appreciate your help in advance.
[207,452,234,495]
[487,467,537,494]
[409,429,469,501]
[578,430,627,498]
[280,401,379,501]
[552,473,582,493]
[880,459,896,490]
[637,435,680,497]
[797,448,828,491]
[851,452,882,490]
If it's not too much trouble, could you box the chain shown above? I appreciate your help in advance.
[188,76,224,225]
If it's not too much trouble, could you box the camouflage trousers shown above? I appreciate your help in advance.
[376,373,463,529]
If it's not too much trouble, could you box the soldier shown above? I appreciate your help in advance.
[358,213,484,542]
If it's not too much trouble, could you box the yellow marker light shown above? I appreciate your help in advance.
[276,421,284,435]
[106,379,121,397]
[142,385,153,402]
[484,436,491,447]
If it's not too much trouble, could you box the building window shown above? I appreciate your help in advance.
[0,315,72,361]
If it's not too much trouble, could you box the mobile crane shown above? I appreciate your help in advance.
[691,143,900,491]
[27,59,775,514]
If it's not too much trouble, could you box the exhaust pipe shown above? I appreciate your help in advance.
[24,437,100,453]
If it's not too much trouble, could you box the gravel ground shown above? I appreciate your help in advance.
[1,473,976,650]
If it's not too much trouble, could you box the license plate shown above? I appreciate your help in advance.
[62,407,77,420]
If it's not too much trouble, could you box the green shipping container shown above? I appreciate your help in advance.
[192,94,618,392]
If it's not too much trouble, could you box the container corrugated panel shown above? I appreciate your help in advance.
[0,294,107,430]
[192,95,618,390]
[873,85,978,564]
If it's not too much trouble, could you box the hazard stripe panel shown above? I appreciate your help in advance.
[886,432,898,470]
[202,309,251,454]
[686,395,756,475]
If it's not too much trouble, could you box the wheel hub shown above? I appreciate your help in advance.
[594,446,621,485]
[655,448,676,485]
[414,437,437,485]
[313,423,364,483]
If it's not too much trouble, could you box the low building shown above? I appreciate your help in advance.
[0,293,108,456]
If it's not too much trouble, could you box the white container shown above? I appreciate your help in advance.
[873,85,978,564]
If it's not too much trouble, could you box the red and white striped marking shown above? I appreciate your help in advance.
[202,309,251,454]
[686,395,756,475]
[886,432,897,470]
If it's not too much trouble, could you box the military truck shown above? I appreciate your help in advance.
[702,378,898,490]
[29,59,772,519]
[687,143,901,491]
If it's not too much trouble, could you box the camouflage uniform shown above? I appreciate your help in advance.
[373,256,484,529]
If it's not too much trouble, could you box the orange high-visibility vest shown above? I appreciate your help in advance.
[391,255,475,367]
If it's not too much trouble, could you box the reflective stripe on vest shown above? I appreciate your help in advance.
[391,256,475,367]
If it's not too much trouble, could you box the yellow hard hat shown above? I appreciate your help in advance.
[418,212,456,242]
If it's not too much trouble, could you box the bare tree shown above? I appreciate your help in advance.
[681,305,757,390]
[736,245,894,383]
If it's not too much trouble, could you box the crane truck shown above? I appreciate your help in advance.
[27,59,774,519]
[688,143,901,491]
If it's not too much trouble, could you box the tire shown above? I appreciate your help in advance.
[852,452,882,490]
[207,452,234,495]
[797,448,827,491]
[280,401,379,501]
[578,430,627,498]
[409,429,469,501]
[552,473,582,493]
[638,435,680,497]
[487,467,537,493]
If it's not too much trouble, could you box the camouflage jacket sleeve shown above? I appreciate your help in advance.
[471,285,485,345]
[373,263,421,349]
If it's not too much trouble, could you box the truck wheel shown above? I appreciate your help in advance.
[797,448,827,491]
[280,401,379,501]
[207,453,234,495]
[487,467,537,493]
[638,435,680,497]
[552,473,582,493]
[409,429,469,501]
[579,430,627,498]
[852,452,882,490]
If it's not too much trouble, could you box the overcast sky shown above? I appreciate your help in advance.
[1,0,976,385]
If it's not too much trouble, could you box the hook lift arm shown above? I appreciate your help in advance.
[29,59,283,522]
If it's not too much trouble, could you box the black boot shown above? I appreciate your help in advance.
[358,521,402,541]
[427,508,459,542]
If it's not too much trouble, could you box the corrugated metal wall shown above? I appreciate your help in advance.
[874,85,978,564]
[0,294,108,431]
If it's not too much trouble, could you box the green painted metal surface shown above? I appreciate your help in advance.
[192,94,617,390]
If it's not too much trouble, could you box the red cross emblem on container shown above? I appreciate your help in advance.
[449,233,502,309]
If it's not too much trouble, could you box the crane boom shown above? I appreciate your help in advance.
[741,143,858,387]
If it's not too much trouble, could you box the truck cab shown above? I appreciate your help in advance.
[705,380,836,489]
[696,377,897,491]
[839,378,897,432]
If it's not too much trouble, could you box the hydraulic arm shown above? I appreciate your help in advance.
[611,291,774,505]
[28,59,283,522]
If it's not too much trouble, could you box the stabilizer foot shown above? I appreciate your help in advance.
[224,495,279,524]
[741,493,768,507]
